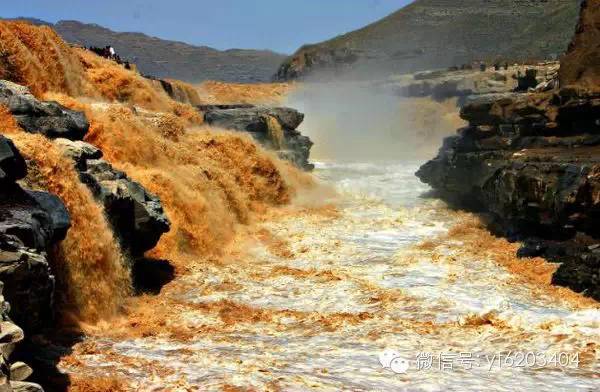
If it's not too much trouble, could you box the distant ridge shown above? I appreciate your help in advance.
[275,0,582,80]
[7,18,286,83]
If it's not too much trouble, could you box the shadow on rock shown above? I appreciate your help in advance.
[132,258,175,295]
[12,328,83,392]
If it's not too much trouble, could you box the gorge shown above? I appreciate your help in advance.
[0,1,598,391]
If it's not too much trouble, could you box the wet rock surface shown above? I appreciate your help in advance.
[202,105,314,170]
[56,139,170,256]
[0,150,67,333]
[0,81,88,141]
[417,88,600,299]
[418,1,600,300]
[0,136,64,392]
[0,136,26,185]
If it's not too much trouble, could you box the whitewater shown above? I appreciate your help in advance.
[62,160,600,391]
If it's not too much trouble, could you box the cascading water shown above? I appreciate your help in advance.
[60,159,600,391]
[0,20,597,392]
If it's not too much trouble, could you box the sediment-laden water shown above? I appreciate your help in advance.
[63,161,600,391]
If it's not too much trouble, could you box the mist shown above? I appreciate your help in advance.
[285,80,465,162]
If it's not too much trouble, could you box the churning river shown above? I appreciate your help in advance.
[63,161,600,391]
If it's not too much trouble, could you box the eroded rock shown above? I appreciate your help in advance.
[0,81,88,140]
[417,1,600,299]
[0,135,67,392]
[417,86,600,299]
[203,106,313,170]
[57,139,170,255]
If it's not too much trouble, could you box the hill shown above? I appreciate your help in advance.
[10,18,286,83]
[275,0,582,80]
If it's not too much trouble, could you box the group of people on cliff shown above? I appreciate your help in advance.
[87,45,131,69]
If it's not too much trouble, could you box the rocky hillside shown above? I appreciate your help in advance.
[276,0,581,80]
[559,0,600,90]
[417,0,600,300]
[16,19,286,83]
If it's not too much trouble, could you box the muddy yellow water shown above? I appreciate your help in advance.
[61,161,600,391]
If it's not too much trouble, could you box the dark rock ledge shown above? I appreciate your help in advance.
[202,105,314,171]
[416,89,600,300]
[0,80,172,390]
[55,138,170,256]
[0,80,171,258]
[0,81,88,141]
[0,134,66,392]
[417,0,600,300]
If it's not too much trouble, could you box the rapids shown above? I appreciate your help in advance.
[62,161,600,391]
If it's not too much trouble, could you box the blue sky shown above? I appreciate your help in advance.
[3,0,413,54]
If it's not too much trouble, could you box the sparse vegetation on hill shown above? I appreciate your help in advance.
[276,0,581,80]
[52,20,286,83]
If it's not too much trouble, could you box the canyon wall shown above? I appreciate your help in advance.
[417,0,600,300]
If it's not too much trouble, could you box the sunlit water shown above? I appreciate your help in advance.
[64,161,600,391]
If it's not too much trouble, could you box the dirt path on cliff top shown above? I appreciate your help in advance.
[61,161,599,391]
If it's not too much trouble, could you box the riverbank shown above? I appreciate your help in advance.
[417,0,600,301]
[55,161,600,390]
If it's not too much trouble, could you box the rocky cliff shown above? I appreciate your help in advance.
[202,105,314,170]
[417,0,600,300]
[0,134,66,391]
[0,79,177,390]
[559,0,600,90]
[276,0,581,81]
[378,62,560,102]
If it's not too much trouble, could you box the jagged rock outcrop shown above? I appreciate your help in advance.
[56,139,170,255]
[0,136,68,332]
[0,136,63,392]
[0,238,54,334]
[0,77,170,257]
[559,0,600,90]
[418,0,600,300]
[417,89,600,299]
[202,106,314,170]
[0,81,88,140]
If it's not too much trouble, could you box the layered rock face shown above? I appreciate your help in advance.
[0,135,65,392]
[0,81,171,258]
[0,82,173,390]
[0,136,68,333]
[417,1,600,300]
[417,89,600,299]
[381,63,560,102]
[203,106,314,170]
